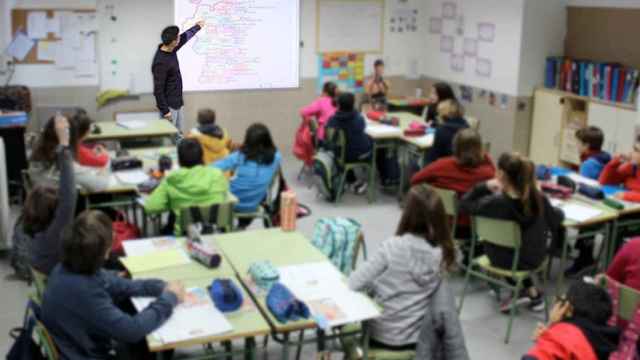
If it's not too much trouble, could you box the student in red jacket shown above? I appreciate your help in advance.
[606,238,640,292]
[599,135,640,202]
[71,113,110,168]
[523,282,620,360]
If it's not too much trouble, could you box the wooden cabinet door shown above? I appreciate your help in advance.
[614,108,637,154]
[529,90,564,165]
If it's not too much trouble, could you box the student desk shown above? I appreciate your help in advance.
[128,236,271,359]
[214,228,373,360]
[86,120,178,143]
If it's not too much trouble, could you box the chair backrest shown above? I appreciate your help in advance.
[428,185,458,218]
[351,232,367,270]
[473,216,521,249]
[612,278,640,322]
[180,201,234,235]
[31,267,48,304]
[34,320,59,360]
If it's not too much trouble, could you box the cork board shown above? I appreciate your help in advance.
[10,9,93,65]
[566,7,640,69]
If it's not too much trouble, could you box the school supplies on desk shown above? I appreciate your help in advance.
[248,261,279,291]
[266,282,310,324]
[280,190,297,232]
[122,237,179,257]
[115,169,148,185]
[111,157,143,172]
[210,279,244,313]
[560,203,603,222]
[603,198,626,210]
[187,240,222,269]
[132,287,232,344]
[121,249,191,273]
[578,183,605,200]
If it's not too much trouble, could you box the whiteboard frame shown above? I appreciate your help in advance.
[315,0,385,54]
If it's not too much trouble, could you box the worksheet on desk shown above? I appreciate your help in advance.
[123,237,179,257]
[561,203,603,222]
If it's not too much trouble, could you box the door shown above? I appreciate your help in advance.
[529,90,564,165]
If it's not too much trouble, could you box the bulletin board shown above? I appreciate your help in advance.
[11,8,96,65]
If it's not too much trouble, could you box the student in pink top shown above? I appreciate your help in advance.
[299,81,338,141]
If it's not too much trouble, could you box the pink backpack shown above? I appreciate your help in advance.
[293,118,315,166]
[606,277,640,360]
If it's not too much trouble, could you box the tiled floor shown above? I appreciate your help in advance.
[0,157,549,359]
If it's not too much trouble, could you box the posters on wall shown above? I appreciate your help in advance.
[389,0,419,34]
[317,52,366,94]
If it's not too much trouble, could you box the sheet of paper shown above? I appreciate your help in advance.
[116,112,162,124]
[27,12,48,39]
[47,14,62,37]
[116,120,148,130]
[115,170,149,185]
[36,41,57,62]
[132,287,232,344]
[123,237,180,257]
[561,203,603,222]
[121,249,191,273]
[6,32,35,61]
[75,60,97,78]
[60,12,81,48]
[366,122,403,138]
[55,39,75,68]
[568,173,601,188]
[408,133,434,148]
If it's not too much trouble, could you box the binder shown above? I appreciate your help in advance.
[545,57,557,88]
[599,63,607,99]
[611,67,620,102]
[572,61,580,94]
[616,68,626,102]
[592,63,599,98]
[579,62,587,96]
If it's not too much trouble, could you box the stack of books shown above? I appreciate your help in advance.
[545,57,639,105]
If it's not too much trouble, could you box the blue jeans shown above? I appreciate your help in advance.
[169,106,185,132]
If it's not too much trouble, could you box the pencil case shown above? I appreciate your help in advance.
[557,175,577,192]
[366,111,386,121]
[578,184,605,200]
[248,260,279,291]
[210,279,243,312]
[603,198,625,210]
[266,282,310,323]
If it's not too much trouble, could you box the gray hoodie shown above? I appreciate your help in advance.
[348,233,443,346]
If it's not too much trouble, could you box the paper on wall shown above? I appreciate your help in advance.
[55,39,75,69]
[37,41,57,62]
[6,32,35,61]
[47,14,62,37]
[27,12,48,39]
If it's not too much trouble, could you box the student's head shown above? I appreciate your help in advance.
[161,25,180,49]
[71,113,93,143]
[436,99,464,120]
[337,92,356,112]
[497,153,542,217]
[22,185,58,236]
[177,138,204,168]
[396,185,455,270]
[197,108,217,126]
[575,126,604,153]
[453,129,484,168]
[322,81,338,98]
[241,123,277,165]
[429,82,456,104]
[31,115,79,163]
[373,59,385,77]
[62,210,113,275]
[555,282,613,325]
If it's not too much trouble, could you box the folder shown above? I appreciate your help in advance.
[611,67,620,102]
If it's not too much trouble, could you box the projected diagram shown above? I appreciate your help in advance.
[176,0,299,91]
[429,1,495,78]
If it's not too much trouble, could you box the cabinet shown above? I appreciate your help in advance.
[529,90,564,165]
[588,104,638,155]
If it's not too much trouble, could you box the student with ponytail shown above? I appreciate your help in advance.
[299,81,338,141]
[460,153,564,313]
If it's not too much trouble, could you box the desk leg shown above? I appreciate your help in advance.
[223,340,232,360]
[280,332,290,360]
[244,337,256,360]
[556,230,571,295]
[608,221,619,268]
[361,322,370,360]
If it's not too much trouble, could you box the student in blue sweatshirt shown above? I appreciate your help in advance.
[213,123,281,227]
[42,210,185,359]
[575,126,611,180]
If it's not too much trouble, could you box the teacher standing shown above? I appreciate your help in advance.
[152,20,204,133]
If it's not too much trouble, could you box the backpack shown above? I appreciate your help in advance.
[263,169,311,227]
[311,218,362,275]
[293,118,315,166]
[312,150,340,201]
[10,215,33,282]
[7,300,47,360]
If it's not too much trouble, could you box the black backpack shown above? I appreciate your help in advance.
[7,300,47,360]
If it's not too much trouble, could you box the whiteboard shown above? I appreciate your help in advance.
[316,0,384,53]
[175,0,300,92]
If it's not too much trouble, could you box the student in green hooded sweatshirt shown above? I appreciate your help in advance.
[144,138,228,235]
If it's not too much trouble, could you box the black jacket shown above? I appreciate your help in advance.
[424,117,469,165]
[152,24,201,115]
[459,183,564,270]
[326,110,372,163]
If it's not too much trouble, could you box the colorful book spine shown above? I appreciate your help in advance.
[616,68,626,102]
[612,67,620,102]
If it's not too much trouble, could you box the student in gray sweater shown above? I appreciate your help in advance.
[348,185,457,350]
[24,115,77,275]
[42,210,185,359]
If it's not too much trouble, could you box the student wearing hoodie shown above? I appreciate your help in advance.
[424,99,469,165]
[189,108,232,164]
[349,185,456,350]
[144,138,228,235]
[523,282,620,360]
[299,81,338,141]
[325,92,373,194]
[599,135,640,202]
[576,126,611,180]
[460,153,564,313]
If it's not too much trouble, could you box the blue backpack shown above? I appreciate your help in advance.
[311,218,362,275]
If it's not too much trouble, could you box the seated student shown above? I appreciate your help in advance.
[576,126,611,180]
[424,99,469,165]
[24,115,76,276]
[42,210,185,359]
[425,82,456,124]
[325,92,373,194]
[523,282,620,360]
[299,81,338,141]
[459,153,564,313]
[30,116,109,192]
[72,113,110,168]
[599,135,640,202]
[189,108,232,164]
[144,138,228,235]
[213,123,281,226]
[348,185,457,350]
[606,237,640,292]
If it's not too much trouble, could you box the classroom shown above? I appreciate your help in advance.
[1,0,640,359]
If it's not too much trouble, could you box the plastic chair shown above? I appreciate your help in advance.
[457,216,549,344]
[33,320,59,360]
[330,128,375,204]
[605,276,640,322]
[179,201,235,235]
[30,267,48,305]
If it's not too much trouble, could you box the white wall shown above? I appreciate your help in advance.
[517,0,567,95]
[567,0,640,8]
[421,0,525,96]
